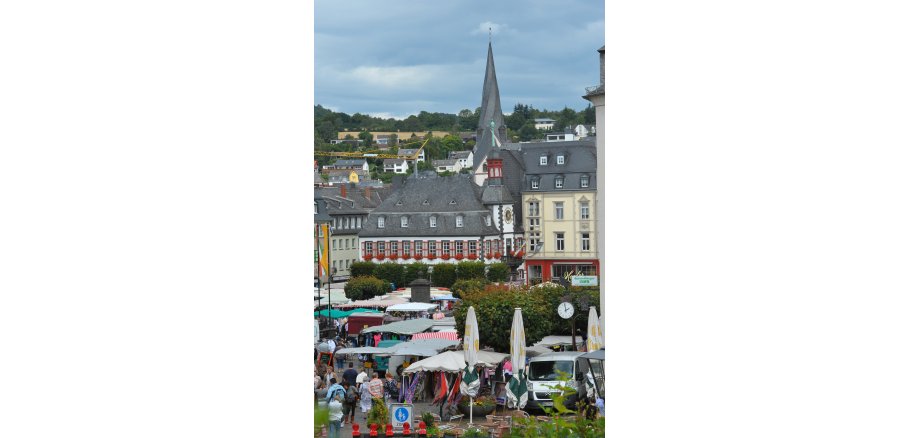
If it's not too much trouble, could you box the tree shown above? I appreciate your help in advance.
[349,261,376,278]
[486,263,511,282]
[455,261,486,280]
[373,262,405,288]
[505,112,526,131]
[451,279,486,299]
[344,276,388,300]
[358,131,373,147]
[518,123,540,141]
[454,285,554,352]
[431,263,457,287]
[582,104,596,124]
[404,262,429,282]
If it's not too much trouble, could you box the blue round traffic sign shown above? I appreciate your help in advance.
[395,407,409,423]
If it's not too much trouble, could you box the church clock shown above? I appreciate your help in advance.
[504,208,513,224]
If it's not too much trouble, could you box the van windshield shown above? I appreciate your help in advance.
[528,360,573,381]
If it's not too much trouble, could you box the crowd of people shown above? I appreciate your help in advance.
[315,360,402,435]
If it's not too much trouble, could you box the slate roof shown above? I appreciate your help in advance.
[313,191,332,223]
[432,159,459,167]
[534,118,556,123]
[359,174,500,238]
[520,140,597,192]
[448,150,473,160]
[397,148,422,157]
[334,159,366,167]
[383,159,407,166]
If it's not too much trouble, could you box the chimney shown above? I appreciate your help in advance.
[364,187,371,200]
[340,184,346,198]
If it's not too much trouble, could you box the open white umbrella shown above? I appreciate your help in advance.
[587,306,604,352]
[506,308,528,410]
[458,306,480,425]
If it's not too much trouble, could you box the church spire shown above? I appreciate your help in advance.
[474,42,507,155]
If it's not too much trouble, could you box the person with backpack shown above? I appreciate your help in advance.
[325,378,345,403]
[383,372,399,403]
[341,381,358,424]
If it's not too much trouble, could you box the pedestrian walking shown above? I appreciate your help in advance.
[367,373,384,400]
[325,378,345,403]
[325,367,336,388]
[384,372,399,403]
[356,367,368,389]
[328,395,343,437]
[342,362,358,387]
[358,378,372,413]
[342,382,358,424]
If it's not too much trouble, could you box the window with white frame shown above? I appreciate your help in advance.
[403,241,411,255]
[429,216,437,228]
[469,240,477,255]
[377,217,384,228]
[580,175,589,188]
[391,241,398,254]
[581,233,590,251]
[415,240,423,255]
[357,217,362,228]
[485,215,491,226]
[539,156,548,166]
[428,240,437,255]
[529,232,541,252]
[365,242,373,256]
[401,216,408,227]
[456,216,463,227]
[554,202,564,220]
[557,155,565,165]
[531,179,539,189]
[555,176,564,189]
[377,241,385,254]
[442,241,450,255]
[455,240,464,255]
[332,239,337,250]
[528,201,540,217]
[555,232,565,251]
[529,218,540,230]
[580,202,589,219]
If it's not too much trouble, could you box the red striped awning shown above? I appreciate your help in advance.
[412,332,459,341]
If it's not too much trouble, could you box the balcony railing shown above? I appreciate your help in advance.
[584,84,604,95]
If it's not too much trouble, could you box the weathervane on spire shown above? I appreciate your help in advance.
[489,26,492,43]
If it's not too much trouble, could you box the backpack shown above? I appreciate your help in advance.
[344,386,357,403]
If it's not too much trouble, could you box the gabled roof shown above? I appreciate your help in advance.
[333,159,366,167]
[432,158,460,167]
[448,150,473,159]
[397,148,422,156]
[383,158,407,165]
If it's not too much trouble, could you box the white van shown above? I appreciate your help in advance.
[525,352,590,411]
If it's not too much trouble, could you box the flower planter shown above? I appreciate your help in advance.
[457,400,496,417]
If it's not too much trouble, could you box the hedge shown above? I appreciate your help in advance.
[431,263,457,288]
[349,261,376,278]
[486,263,511,282]
[373,262,405,288]
[455,261,486,280]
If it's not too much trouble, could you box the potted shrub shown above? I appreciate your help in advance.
[458,395,497,417]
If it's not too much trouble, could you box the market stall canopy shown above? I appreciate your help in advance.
[386,303,438,312]
[346,308,382,315]
[402,350,510,374]
[378,338,459,357]
[334,346,393,356]
[360,318,434,335]
[580,348,605,361]
[431,295,458,301]
[314,309,351,319]
[377,340,404,349]
[536,335,584,347]
[412,331,459,341]
[315,290,351,305]
[336,293,407,309]
[525,345,553,356]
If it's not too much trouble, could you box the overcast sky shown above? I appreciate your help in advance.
[314,0,604,120]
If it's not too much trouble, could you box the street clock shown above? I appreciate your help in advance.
[557,302,575,319]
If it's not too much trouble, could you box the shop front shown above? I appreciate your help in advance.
[524,259,600,285]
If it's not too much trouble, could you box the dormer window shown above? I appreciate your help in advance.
[456,216,463,227]
[429,216,437,228]
[486,215,491,226]
[557,155,565,165]
[539,156,548,166]
[401,216,408,228]
[580,175,589,188]
[377,217,385,228]
[531,179,539,189]
[555,176,564,189]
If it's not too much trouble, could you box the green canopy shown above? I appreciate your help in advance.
[314,309,350,319]
[345,308,382,315]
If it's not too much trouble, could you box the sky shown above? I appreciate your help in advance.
[314,0,604,120]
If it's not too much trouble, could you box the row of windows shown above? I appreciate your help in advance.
[539,155,567,166]
[363,239,519,257]
[530,175,590,190]
[331,237,358,251]
[527,232,593,252]
[378,215,491,229]
[331,259,357,272]
[331,216,362,230]
[526,201,591,220]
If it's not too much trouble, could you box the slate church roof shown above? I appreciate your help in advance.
[471,42,509,174]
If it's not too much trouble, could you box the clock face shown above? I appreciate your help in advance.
[557,302,574,319]
[504,209,513,223]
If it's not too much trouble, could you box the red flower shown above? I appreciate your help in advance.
[466,254,477,260]
[388,254,398,261]
[363,254,373,261]
[484,253,492,260]
[401,254,410,260]
[440,254,450,260]
[427,254,436,260]
[375,254,385,261]
[494,252,502,259]
[413,254,423,260]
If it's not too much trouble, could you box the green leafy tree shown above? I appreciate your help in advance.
[404,262,429,282]
[373,262,406,288]
[518,123,540,141]
[486,263,511,282]
[349,261,376,278]
[358,130,373,147]
[431,263,457,287]
[454,285,553,352]
[450,278,486,299]
[344,276,388,300]
[455,261,486,280]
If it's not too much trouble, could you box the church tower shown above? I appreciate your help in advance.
[472,42,509,186]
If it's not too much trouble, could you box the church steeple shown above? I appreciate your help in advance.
[474,42,507,154]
